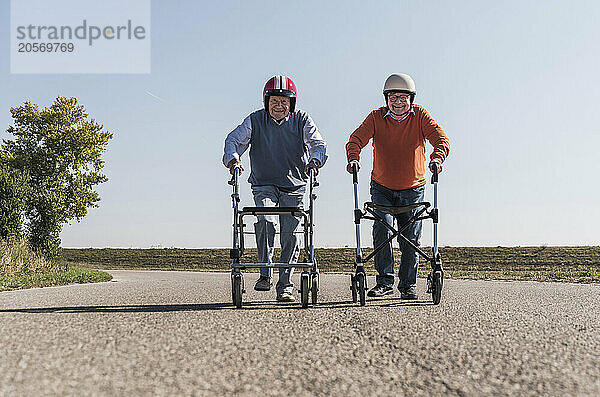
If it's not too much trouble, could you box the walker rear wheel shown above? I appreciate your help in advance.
[311,274,318,305]
[350,275,358,303]
[301,273,309,308]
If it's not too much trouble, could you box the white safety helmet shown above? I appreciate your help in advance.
[383,73,416,104]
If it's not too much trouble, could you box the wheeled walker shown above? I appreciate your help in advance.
[228,167,319,308]
[350,165,444,306]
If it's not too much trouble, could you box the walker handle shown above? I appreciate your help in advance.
[228,166,240,186]
[352,164,358,184]
[431,165,439,184]
[310,168,319,187]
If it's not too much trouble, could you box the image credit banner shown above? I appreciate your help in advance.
[10,0,151,74]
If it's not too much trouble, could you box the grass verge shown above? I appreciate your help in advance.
[1,237,112,292]
[0,267,112,292]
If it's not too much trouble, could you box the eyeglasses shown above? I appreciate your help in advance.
[387,94,411,102]
[269,98,290,106]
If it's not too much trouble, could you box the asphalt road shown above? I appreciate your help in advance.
[1,270,599,396]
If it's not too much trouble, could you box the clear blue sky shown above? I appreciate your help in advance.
[1,0,599,247]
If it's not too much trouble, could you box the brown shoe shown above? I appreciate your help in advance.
[254,276,272,291]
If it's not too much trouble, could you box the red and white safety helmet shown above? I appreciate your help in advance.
[263,75,297,113]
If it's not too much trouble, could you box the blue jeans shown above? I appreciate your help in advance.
[370,180,425,290]
[252,185,304,294]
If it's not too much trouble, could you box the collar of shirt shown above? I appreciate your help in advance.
[270,114,290,125]
[384,107,414,123]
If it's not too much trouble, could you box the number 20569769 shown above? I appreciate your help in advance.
[18,43,74,52]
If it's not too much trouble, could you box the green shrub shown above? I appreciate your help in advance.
[0,236,59,276]
[2,97,113,259]
[0,164,29,239]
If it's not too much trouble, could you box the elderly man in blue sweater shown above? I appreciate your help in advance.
[223,75,328,302]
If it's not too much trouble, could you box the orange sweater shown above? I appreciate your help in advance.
[346,105,450,190]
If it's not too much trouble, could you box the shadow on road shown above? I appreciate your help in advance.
[0,303,234,313]
[0,297,434,314]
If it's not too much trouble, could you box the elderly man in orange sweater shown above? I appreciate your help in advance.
[345,73,450,299]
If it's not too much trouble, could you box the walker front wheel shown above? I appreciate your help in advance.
[232,273,243,309]
[356,272,366,306]
[431,271,443,305]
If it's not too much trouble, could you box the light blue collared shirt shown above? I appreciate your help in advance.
[384,107,415,123]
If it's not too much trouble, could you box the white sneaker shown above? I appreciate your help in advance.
[276,291,295,302]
